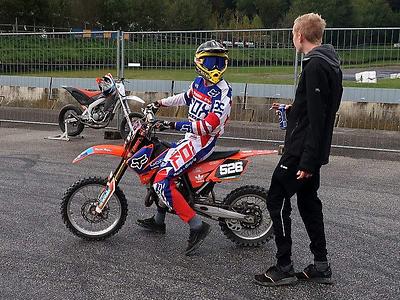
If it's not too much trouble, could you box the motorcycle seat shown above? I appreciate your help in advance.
[63,87,103,106]
[203,150,240,162]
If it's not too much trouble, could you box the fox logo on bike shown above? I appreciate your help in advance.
[129,154,148,170]
[216,159,247,179]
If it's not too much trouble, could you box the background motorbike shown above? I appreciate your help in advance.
[58,74,144,139]
[61,107,278,247]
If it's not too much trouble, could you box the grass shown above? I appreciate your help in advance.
[342,78,400,89]
[16,67,400,88]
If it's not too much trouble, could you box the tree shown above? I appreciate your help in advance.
[0,0,51,26]
[236,0,257,19]
[164,0,213,30]
[48,0,71,28]
[251,14,264,28]
[388,0,400,11]
[283,0,354,27]
[255,0,291,28]
[352,0,396,27]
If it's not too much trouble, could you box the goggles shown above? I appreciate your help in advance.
[201,56,227,71]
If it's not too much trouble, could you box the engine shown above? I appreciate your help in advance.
[92,106,107,122]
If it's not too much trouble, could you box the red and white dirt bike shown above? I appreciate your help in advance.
[58,74,144,139]
[61,106,277,247]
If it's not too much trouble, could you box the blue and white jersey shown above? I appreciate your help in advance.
[160,76,232,148]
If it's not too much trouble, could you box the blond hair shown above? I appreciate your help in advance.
[293,13,326,44]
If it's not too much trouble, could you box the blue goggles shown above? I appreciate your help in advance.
[202,56,226,71]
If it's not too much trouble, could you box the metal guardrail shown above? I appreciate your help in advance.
[1,75,399,104]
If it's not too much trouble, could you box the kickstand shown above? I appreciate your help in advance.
[45,118,83,141]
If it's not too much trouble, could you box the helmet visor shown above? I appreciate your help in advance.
[202,56,226,71]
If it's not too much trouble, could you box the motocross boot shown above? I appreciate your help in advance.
[185,221,211,256]
[136,216,166,234]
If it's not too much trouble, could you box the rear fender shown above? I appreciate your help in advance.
[73,144,125,163]
[229,150,278,160]
[212,150,278,180]
[189,150,278,184]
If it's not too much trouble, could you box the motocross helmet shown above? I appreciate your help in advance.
[194,40,228,84]
[96,73,116,96]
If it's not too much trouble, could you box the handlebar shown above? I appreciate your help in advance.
[141,106,156,123]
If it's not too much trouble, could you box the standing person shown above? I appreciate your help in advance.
[136,40,232,255]
[254,13,343,286]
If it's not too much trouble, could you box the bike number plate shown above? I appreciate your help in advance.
[215,159,248,179]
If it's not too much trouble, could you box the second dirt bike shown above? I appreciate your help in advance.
[58,73,144,139]
[61,106,278,247]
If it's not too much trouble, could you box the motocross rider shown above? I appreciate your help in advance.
[137,40,232,255]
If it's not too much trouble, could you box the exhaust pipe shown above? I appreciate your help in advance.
[194,204,254,223]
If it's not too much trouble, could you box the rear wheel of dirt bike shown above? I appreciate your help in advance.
[219,185,273,247]
[119,112,144,140]
[58,105,84,136]
[61,177,128,241]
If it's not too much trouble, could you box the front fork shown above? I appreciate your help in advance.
[96,158,128,213]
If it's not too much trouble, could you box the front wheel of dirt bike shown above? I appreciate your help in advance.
[58,104,85,136]
[219,185,273,247]
[119,112,144,140]
[61,177,128,241]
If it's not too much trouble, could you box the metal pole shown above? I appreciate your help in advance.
[171,80,175,96]
[120,31,125,78]
[116,31,121,78]
[293,51,298,99]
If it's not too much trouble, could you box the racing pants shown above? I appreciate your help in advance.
[153,137,216,223]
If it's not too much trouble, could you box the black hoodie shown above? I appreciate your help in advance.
[283,44,343,172]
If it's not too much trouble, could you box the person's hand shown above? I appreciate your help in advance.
[270,103,281,110]
[154,120,175,131]
[270,103,292,111]
[146,101,161,114]
[296,170,313,180]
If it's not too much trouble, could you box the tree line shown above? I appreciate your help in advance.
[0,0,399,31]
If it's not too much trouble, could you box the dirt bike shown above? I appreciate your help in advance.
[58,74,144,139]
[61,106,278,247]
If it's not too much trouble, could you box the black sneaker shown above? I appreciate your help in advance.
[185,222,211,256]
[136,216,166,234]
[295,264,333,284]
[254,265,298,287]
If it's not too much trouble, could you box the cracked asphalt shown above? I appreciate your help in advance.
[0,124,399,300]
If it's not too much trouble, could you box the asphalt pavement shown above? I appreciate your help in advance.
[0,124,399,300]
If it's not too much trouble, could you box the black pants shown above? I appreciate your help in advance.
[266,154,328,266]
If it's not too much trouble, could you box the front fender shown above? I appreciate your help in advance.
[124,95,145,104]
[73,144,125,163]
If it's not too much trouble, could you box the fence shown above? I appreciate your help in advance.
[0,31,121,74]
[1,28,400,75]
[122,28,400,72]
[0,28,399,153]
